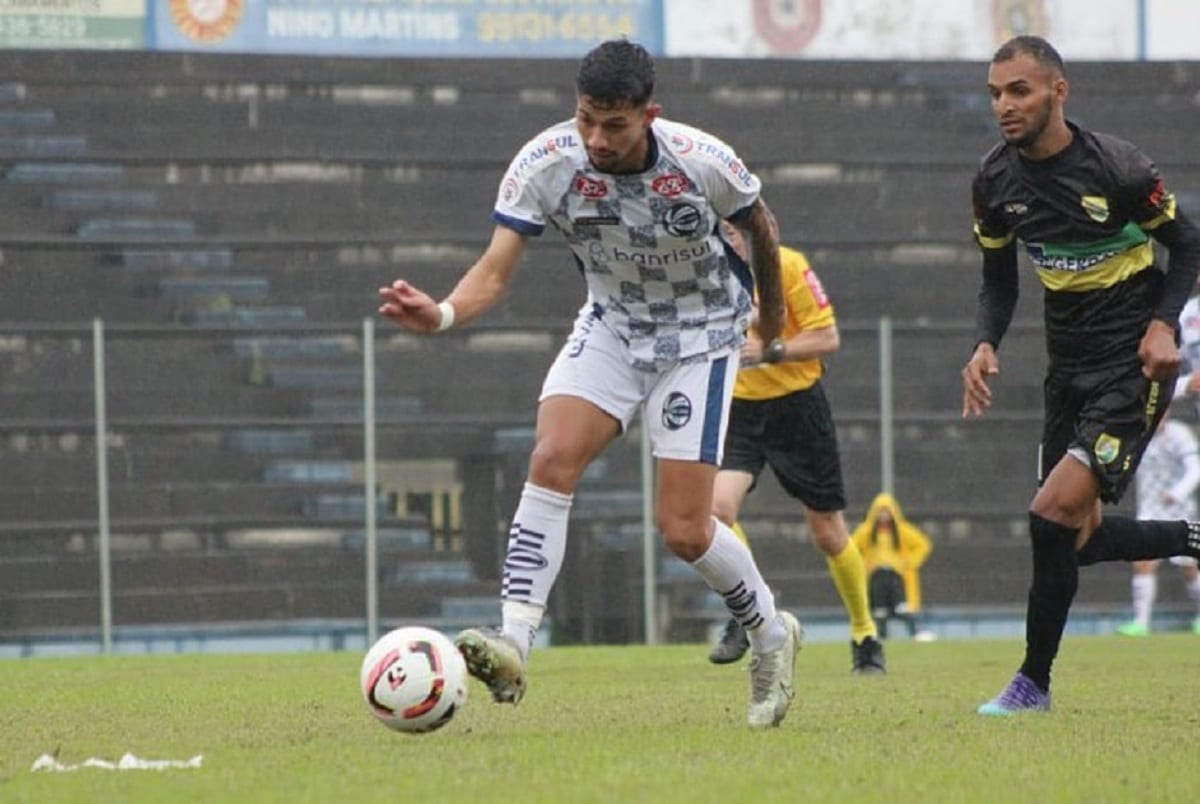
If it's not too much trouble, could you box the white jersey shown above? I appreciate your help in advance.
[492,117,759,371]
[1173,296,1200,406]
[1136,419,1200,521]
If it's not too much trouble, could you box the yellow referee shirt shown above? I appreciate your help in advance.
[734,246,835,401]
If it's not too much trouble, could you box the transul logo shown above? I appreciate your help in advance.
[662,392,693,430]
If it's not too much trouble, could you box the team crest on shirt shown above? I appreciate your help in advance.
[662,392,693,430]
[1081,195,1110,223]
[661,203,703,237]
[1094,433,1121,465]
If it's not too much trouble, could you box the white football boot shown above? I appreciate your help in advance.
[746,611,803,728]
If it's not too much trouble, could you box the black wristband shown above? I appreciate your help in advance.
[764,338,787,364]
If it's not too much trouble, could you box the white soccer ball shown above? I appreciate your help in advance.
[360,626,468,733]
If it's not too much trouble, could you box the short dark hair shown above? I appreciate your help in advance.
[992,35,1066,76]
[576,39,655,108]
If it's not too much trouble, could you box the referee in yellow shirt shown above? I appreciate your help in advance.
[709,225,885,674]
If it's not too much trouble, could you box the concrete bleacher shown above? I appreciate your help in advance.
[1,50,1198,642]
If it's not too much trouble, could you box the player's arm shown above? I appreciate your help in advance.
[378,225,526,333]
[1123,154,1200,379]
[962,244,1017,417]
[1141,212,1200,379]
[730,198,785,345]
[774,324,839,363]
[774,263,839,362]
[963,176,1018,418]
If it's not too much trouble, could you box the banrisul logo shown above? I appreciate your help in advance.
[1081,195,1110,223]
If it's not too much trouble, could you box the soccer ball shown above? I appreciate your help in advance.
[360,626,468,733]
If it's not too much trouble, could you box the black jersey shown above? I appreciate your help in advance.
[972,121,1180,370]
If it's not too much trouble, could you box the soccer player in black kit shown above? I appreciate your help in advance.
[962,36,1200,715]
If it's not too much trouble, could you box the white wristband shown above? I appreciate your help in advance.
[435,300,456,332]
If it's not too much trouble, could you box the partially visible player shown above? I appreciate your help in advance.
[1171,293,1200,416]
[706,225,885,675]
[1116,411,1200,636]
[962,36,1200,716]
[380,39,802,729]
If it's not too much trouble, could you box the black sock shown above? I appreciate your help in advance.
[1018,513,1079,693]
[1076,517,1198,566]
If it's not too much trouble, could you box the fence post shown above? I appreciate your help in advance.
[879,316,895,495]
[92,318,112,654]
[362,318,379,644]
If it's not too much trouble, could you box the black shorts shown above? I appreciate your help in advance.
[868,567,907,612]
[720,383,846,512]
[1040,360,1172,504]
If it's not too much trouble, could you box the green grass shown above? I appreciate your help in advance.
[1,636,1196,803]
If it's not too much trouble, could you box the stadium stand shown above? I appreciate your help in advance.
[0,51,1196,645]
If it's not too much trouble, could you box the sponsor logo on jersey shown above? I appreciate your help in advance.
[1025,243,1120,272]
[1147,178,1166,208]
[574,175,607,198]
[652,173,689,198]
[609,240,714,267]
[1003,201,1028,216]
[668,132,694,155]
[573,216,620,226]
[1094,433,1121,465]
[511,134,578,179]
[500,177,519,203]
[661,203,703,237]
[1081,195,1110,222]
[804,268,830,308]
[695,142,754,187]
[662,392,693,430]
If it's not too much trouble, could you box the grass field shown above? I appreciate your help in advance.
[1,635,1196,803]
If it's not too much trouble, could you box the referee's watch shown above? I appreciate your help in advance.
[764,338,787,364]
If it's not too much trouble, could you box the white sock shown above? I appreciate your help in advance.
[501,600,543,663]
[500,482,572,658]
[1186,574,1200,616]
[1131,573,1156,628]
[691,518,783,653]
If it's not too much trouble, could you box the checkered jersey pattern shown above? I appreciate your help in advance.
[1175,296,1200,409]
[1135,419,1200,520]
[492,117,759,371]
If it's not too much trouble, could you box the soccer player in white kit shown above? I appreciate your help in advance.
[1116,296,1200,636]
[378,39,803,728]
[1117,413,1200,635]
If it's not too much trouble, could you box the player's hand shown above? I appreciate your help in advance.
[1187,373,1200,395]
[1138,319,1180,381]
[740,332,765,365]
[961,342,999,418]
[378,280,441,333]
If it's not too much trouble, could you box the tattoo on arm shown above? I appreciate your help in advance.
[745,202,784,336]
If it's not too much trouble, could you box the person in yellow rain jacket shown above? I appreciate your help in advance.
[851,493,934,639]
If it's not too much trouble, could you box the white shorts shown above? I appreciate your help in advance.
[539,308,738,464]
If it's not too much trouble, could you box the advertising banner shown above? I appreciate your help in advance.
[664,0,1139,61]
[151,0,663,57]
[0,0,146,49]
